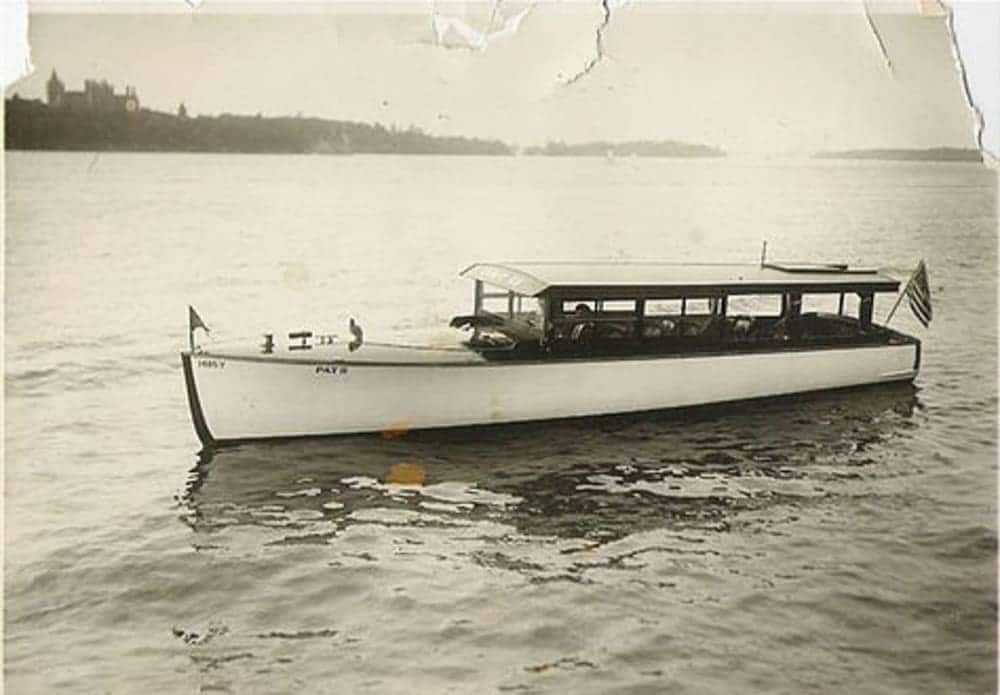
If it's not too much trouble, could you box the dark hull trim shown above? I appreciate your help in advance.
[196,333,920,369]
[181,352,216,447]
[198,376,917,450]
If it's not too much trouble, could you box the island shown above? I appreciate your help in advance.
[524,139,724,158]
[814,147,982,163]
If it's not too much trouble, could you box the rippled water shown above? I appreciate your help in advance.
[5,152,997,693]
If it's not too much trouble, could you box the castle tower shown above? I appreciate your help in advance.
[46,69,65,107]
[125,86,140,112]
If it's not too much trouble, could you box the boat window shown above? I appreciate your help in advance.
[681,298,712,315]
[561,300,597,314]
[599,300,637,313]
[645,299,683,316]
[801,294,841,315]
[840,293,860,317]
[480,294,510,315]
[727,294,782,317]
[477,286,532,319]
[645,298,713,316]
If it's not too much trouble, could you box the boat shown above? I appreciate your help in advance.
[181,259,926,446]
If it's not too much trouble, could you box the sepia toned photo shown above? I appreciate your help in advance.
[3,1,997,692]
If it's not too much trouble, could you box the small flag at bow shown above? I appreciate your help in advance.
[905,260,932,327]
[188,306,210,350]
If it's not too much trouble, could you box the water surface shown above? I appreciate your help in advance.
[5,152,996,693]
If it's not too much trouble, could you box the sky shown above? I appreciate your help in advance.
[5,1,980,154]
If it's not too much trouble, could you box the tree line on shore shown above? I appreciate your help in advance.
[4,97,729,158]
[4,98,512,155]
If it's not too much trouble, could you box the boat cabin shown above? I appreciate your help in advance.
[449,261,913,359]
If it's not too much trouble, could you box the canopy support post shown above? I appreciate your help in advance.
[473,280,483,315]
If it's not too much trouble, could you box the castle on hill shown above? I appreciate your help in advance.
[45,70,140,113]
[5,70,512,155]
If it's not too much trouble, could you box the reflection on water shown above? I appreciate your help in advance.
[180,383,919,547]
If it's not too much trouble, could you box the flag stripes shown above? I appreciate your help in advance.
[905,260,932,327]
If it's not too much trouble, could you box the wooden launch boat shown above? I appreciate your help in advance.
[181,260,924,445]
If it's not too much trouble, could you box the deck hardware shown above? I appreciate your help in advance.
[288,331,313,350]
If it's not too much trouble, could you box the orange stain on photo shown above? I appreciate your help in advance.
[384,463,426,485]
[381,421,412,439]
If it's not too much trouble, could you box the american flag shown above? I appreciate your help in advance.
[905,260,932,327]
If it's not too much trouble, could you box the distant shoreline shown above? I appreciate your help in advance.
[4,97,722,159]
[523,140,724,158]
[4,98,512,156]
[814,147,982,163]
[5,97,980,162]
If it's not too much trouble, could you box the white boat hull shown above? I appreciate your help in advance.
[181,341,919,444]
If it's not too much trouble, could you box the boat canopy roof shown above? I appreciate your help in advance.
[460,261,900,298]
